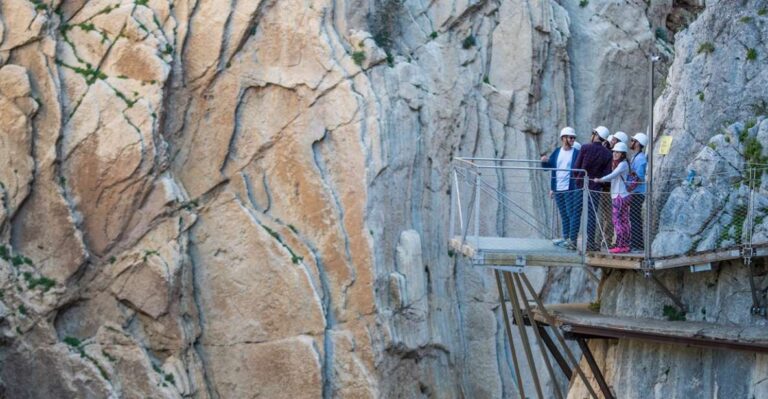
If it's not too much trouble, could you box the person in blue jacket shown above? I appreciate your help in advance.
[541,127,581,250]
[628,133,648,251]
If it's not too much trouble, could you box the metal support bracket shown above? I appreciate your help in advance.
[645,271,688,313]
[641,258,655,278]
[742,245,766,316]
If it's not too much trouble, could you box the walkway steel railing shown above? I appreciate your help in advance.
[451,157,768,264]
[450,158,589,260]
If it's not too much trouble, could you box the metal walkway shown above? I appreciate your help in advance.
[451,158,768,399]
[530,304,768,354]
[450,158,768,313]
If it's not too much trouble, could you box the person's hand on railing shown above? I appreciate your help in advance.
[540,155,549,162]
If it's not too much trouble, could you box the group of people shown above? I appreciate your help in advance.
[541,126,647,253]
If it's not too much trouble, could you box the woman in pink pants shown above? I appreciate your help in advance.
[593,142,631,253]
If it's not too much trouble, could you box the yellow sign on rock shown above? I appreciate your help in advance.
[658,136,673,155]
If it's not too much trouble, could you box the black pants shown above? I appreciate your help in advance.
[629,194,645,250]
[586,191,608,251]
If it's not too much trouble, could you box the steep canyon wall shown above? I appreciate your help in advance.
[0,0,754,398]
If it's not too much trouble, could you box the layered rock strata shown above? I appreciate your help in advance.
[0,0,733,398]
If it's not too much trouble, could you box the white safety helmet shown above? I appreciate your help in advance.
[632,133,649,147]
[593,126,610,140]
[559,127,577,138]
[614,131,629,144]
[573,141,582,150]
[612,142,629,153]
[607,134,615,143]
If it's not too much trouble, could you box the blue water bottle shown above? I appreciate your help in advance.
[686,170,696,184]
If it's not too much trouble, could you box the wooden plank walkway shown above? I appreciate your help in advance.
[451,236,768,271]
[531,304,768,353]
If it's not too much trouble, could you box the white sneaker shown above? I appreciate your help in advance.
[552,238,565,245]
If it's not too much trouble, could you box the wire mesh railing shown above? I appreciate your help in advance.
[450,157,768,266]
[449,158,589,264]
[648,165,768,259]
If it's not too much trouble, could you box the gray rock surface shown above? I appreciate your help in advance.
[0,0,765,398]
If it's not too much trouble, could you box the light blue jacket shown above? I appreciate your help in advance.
[630,152,647,194]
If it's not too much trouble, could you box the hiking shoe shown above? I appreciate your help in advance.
[609,247,630,254]
[552,238,565,245]
[564,239,577,250]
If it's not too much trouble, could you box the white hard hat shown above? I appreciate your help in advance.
[614,131,629,144]
[612,142,629,153]
[573,141,582,150]
[593,126,610,140]
[559,127,576,138]
[632,133,648,147]
[607,134,615,143]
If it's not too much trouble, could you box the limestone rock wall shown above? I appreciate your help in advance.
[0,0,693,398]
[568,1,768,398]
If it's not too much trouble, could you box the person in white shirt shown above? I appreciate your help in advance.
[593,142,631,253]
[541,127,581,250]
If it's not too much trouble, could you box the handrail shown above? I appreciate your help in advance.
[450,157,768,265]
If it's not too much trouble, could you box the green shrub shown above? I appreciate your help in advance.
[662,305,686,321]
[740,16,753,23]
[462,35,476,49]
[78,22,96,32]
[655,27,668,42]
[759,8,768,16]
[483,75,490,84]
[429,31,438,39]
[64,336,82,348]
[697,42,715,54]
[696,91,704,101]
[351,51,366,66]
[747,48,757,61]
[579,0,588,7]
[588,301,601,311]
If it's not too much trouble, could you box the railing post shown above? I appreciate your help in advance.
[474,169,481,250]
[449,170,457,239]
[645,54,660,269]
[581,173,589,256]
[454,171,464,237]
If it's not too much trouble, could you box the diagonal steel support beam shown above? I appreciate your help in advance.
[504,272,545,399]
[494,270,527,398]
[536,324,573,380]
[576,338,615,399]
[512,274,564,399]
[645,272,687,313]
[519,273,599,399]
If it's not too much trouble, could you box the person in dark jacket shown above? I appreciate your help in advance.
[541,127,581,250]
[574,126,613,251]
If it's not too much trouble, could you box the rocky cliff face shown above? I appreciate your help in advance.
[569,1,768,398]
[0,0,759,398]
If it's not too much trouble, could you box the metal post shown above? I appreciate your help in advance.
[504,272,545,399]
[454,171,464,235]
[581,174,589,256]
[519,274,599,399]
[576,338,615,399]
[475,170,481,250]
[513,274,564,399]
[536,324,573,380]
[644,54,659,267]
[450,171,457,240]
[494,270,527,399]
